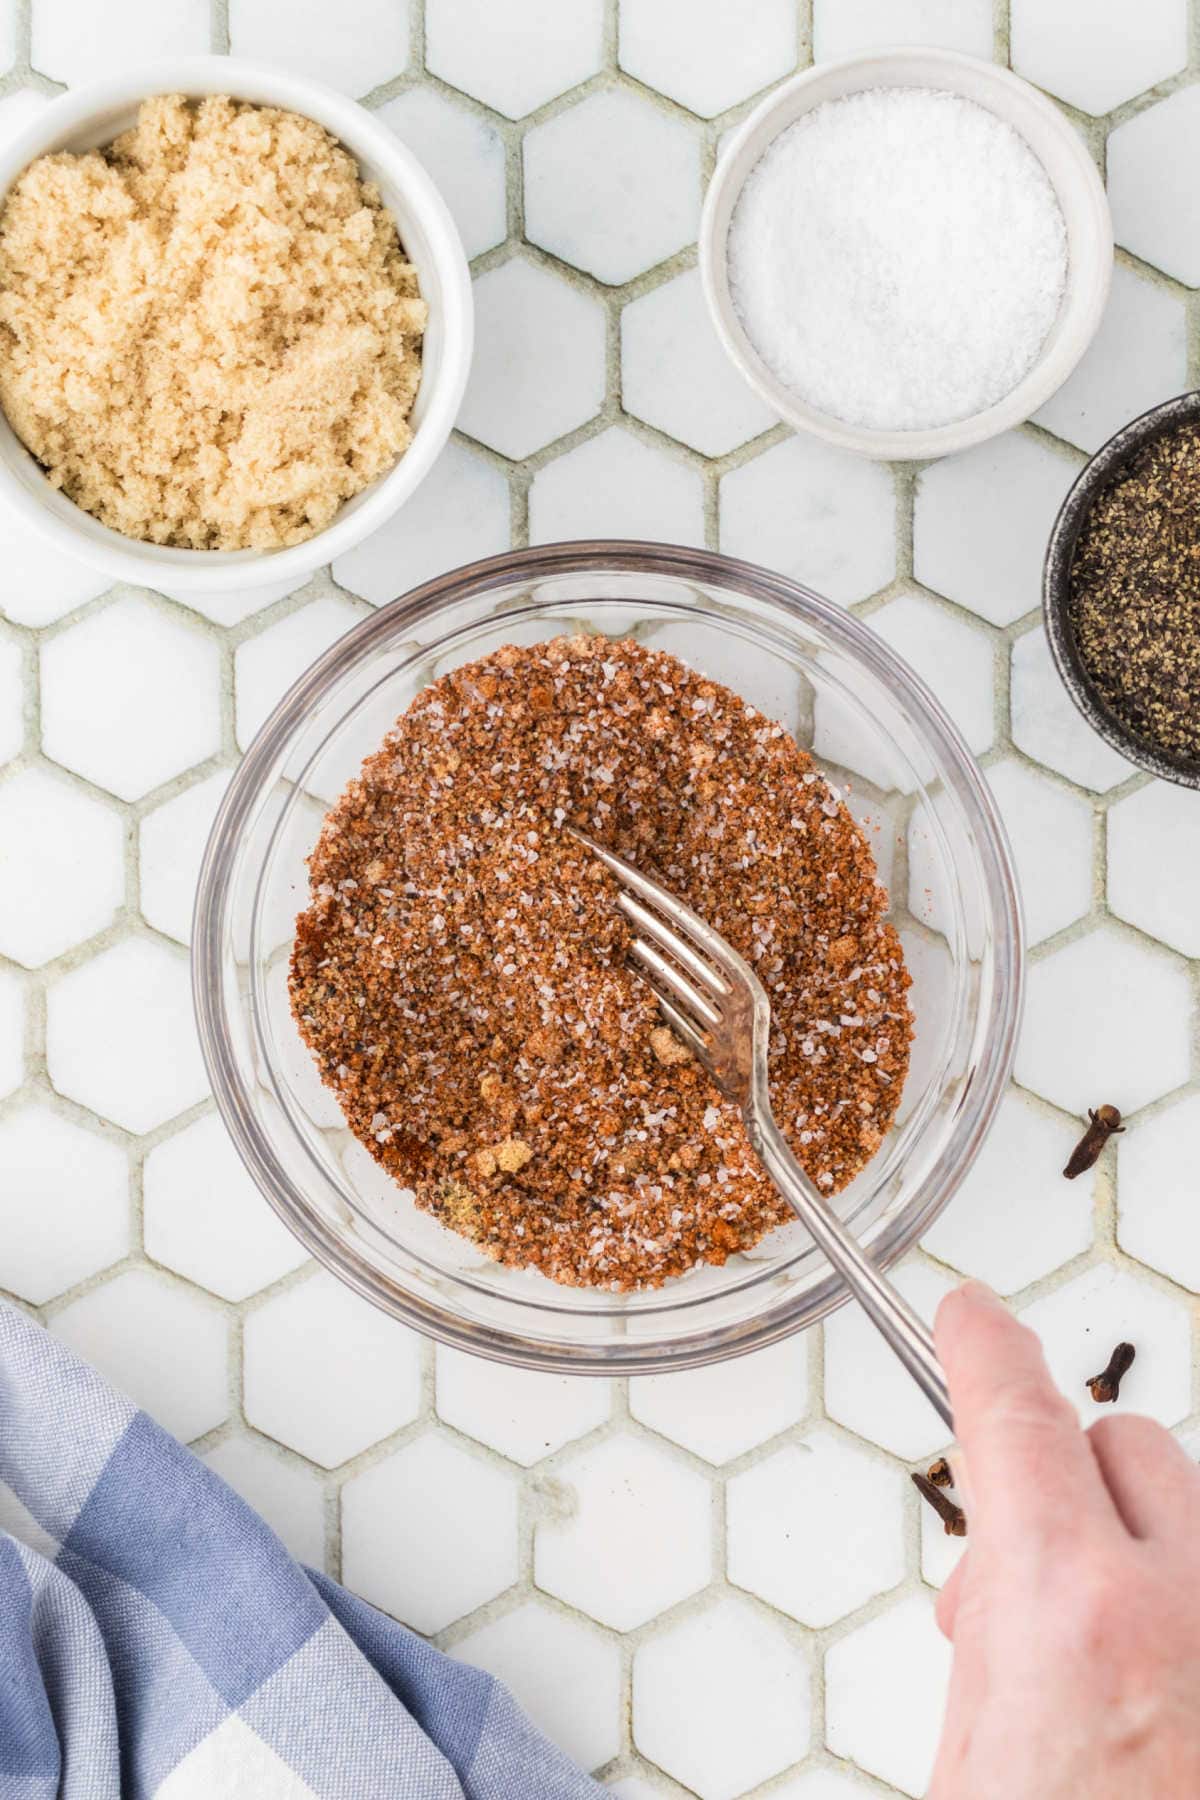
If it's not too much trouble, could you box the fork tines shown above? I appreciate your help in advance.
[569,830,736,1062]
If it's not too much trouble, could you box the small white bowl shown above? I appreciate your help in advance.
[0,57,473,594]
[700,48,1113,462]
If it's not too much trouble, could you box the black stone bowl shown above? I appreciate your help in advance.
[1043,389,1200,791]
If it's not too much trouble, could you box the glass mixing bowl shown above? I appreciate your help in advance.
[193,542,1023,1373]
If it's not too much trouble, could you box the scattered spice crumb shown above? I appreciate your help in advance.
[1086,1341,1136,1405]
[289,635,912,1290]
[649,1025,693,1067]
[1063,1103,1124,1179]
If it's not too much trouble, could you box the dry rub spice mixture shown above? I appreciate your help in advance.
[290,637,913,1290]
[1068,420,1200,764]
[0,94,425,550]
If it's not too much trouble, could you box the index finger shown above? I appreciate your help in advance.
[936,1282,1120,1549]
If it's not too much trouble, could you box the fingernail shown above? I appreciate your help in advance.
[959,1279,1005,1312]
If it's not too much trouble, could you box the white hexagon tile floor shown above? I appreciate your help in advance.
[0,4,1199,1797]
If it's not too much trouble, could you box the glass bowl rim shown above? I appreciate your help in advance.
[192,539,1025,1372]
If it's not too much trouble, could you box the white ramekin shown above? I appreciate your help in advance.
[700,48,1113,463]
[0,57,473,594]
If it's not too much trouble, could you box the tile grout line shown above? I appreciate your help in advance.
[0,16,1198,1800]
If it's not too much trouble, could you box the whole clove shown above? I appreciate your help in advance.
[1086,1341,1136,1404]
[927,1457,953,1488]
[912,1471,967,1537]
[1064,1104,1124,1179]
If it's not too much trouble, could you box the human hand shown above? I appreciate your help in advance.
[930,1280,1200,1799]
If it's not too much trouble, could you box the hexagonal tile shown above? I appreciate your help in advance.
[922,1091,1095,1293]
[458,259,606,460]
[157,574,298,630]
[825,1593,951,1798]
[0,633,21,763]
[621,0,796,117]
[983,758,1093,947]
[41,596,221,801]
[33,0,207,84]
[815,0,992,59]
[529,427,704,546]
[1019,1262,1192,1427]
[379,90,506,262]
[1109,88,1200,286]
[0,1103,128,1303]
[633,1596,809,1799]
[426,0,604,120]
[1011,627,1137,792]
[825,1261,955,1460]
[436,1347,611,1465]
[342,1435,518,1632]
[451,1603,621,1773]
[243,1270,422,1467]
[0,507,108,627]
[629,1336,808,1464]
[775,1776,886,1800]
[51,1268,228,1442]
[868,591,994,757]
[728,1429,905,1625]
[46,937,208,1134]
[144,1113,308,1302]
[534,1435,710,1629]
[1034,263,1188,454]
[621,268,776,457]
[1109,780,1200,956]
[0,965,22,1097]
[1118,1094,1200,1293]
[203,1436,326,1568]
[229,0,408,94]
[721,437,894,604]
[1013,0,1184,115]
[0,767,124,966]
[139,772,229,946]
[235,596,363,751]
[1015,925,1190,1116]
[334,441,509,604]
[525,91,699,287]
[914,431,1079,627]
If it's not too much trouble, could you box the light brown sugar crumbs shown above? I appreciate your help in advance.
[289,636,913,1291]
[0,94,426,551]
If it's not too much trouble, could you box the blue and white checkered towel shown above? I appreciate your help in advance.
[0,1300,603,1799]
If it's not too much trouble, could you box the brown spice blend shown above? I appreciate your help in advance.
[289,636,913,1290]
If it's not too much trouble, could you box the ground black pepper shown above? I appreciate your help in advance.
[1068,422,1200,764]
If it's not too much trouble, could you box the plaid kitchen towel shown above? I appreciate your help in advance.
[0,1300,603,1800]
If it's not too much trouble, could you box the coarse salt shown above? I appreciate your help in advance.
[727,87,1068,432]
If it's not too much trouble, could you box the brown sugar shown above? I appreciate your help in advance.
[0,95,425,551]
[289,636,913,1290]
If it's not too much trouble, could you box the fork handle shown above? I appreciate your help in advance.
[749,1105,954,1430]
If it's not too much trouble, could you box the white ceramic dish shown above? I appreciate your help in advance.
[0,57,473,595]
[700,47,1113,463]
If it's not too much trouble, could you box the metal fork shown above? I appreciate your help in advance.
[576,831,953,1430]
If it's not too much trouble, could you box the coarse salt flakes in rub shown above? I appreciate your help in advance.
[727,87,1068,433]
